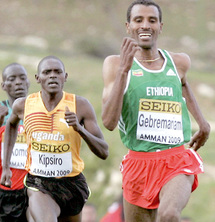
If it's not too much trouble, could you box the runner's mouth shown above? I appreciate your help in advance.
[139,33,152,40]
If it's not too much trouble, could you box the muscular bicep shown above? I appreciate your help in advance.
[102,81,114,104]
[84,114,104,139]
[77,97,104,139]
[170,52,191,82]
[9,97,26,125]
[102,55,119,104]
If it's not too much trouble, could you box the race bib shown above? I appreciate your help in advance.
[137,99,184,144]
[30,141,73,177]
[1,127,27,170]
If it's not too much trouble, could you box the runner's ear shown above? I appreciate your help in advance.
[35,74,40,83]
[126,22,131,34]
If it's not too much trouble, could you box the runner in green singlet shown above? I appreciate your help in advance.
[102,0,210,221]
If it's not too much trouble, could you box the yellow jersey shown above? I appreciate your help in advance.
[24,91,84,178]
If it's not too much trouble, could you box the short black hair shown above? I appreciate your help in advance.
[37,55,65,73]
[2,63,26,81]
[127,0,162,23]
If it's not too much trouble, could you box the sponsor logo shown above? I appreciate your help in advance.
[31,142,70,153]
[60,118,69,128]
[139,99,182,114]
[166,69,176,76]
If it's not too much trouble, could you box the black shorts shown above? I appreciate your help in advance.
[0,188,28,222]
[25,173,89,216]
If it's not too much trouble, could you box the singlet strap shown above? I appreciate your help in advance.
[2,100,7,106]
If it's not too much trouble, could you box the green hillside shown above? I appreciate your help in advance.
[0,1,214,221]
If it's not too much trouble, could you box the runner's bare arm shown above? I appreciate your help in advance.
[0,104,8,127]
[102,37,140,131]
[173,52,210,151]
[65,96,108,160]
[182,80,210,150]
[0,97,26,187]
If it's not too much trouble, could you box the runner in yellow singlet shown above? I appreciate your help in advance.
[1,56,109,222]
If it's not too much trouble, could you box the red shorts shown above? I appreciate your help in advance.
[120,145,203,209]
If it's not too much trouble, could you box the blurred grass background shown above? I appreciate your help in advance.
[0,0,214,221]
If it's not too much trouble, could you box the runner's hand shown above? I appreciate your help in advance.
[0,105,8,125]
[64,106,80,132]
[119,37,140,73]
[0,167,12,188]
[188,123,210,151]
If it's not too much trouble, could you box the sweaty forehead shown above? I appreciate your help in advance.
[39,59,64,72]
[3,65,27,80]
[130,4,160,20]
